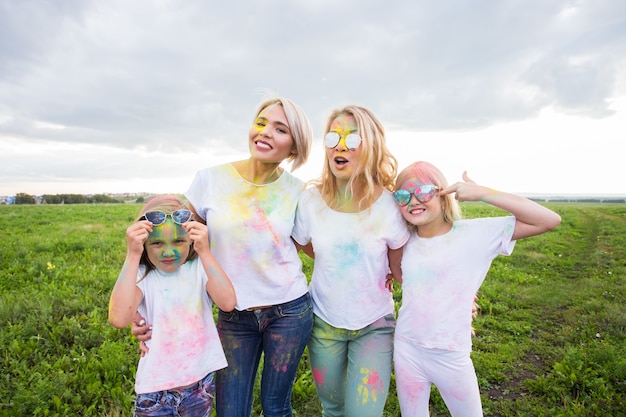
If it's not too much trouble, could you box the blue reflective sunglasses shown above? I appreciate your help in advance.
[393,184,440,206]
[143,209,193,226]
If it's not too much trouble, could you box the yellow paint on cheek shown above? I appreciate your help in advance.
[171,224,187,240]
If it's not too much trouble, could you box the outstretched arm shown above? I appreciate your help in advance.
[441,171,561,240]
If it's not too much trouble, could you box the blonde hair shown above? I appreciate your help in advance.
[136,195,197,278]
[316,105,397,211]
[395,161,462,227]
[253,97,313,171]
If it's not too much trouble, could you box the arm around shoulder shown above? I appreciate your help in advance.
[387,246,403,284]
[293,238,315,259]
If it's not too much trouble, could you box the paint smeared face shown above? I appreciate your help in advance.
[397,177,443,226]
[145,219,191,273]
[249,104,296,164]
[325,113,361,182]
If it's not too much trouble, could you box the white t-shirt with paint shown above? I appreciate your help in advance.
[186,163,308,310]
[395,216,516,352]
[293,187,410,330]
[135,259,227,394]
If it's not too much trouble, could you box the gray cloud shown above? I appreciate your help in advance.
[1,0,625,194]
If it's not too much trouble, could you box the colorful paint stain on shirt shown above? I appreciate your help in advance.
[187,163,308,309]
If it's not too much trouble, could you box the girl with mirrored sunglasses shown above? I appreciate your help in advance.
[133,97,315,417]
[292,105,409,417]
[108,195,236,417]
[392,161,561,417]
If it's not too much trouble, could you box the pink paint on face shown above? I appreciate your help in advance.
[397,177,444,230]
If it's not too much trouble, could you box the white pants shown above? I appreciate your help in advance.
[394,340,483,417]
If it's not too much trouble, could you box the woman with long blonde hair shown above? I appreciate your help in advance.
[293,105,409,417]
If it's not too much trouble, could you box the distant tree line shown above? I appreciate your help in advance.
[11,193,122,204]
[14,193,35,204]
[43,194,121,204]
[530,197,626,204]
[8,193,624,205]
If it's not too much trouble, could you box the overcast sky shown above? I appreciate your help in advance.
[1,0,625,197]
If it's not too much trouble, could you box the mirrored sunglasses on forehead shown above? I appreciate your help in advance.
[324,131,362,150]
[393,184,440,206]
[142,209,193,226]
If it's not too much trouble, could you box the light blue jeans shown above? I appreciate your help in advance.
[309,314,395,417]
[134,372,215,417]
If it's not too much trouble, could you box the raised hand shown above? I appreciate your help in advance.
[439,171,492,203]
[126,220,152,256]
[183,221,209,254]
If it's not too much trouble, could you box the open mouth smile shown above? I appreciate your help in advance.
[255,139,272,150]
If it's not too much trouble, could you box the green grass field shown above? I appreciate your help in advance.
[0,203,624,416]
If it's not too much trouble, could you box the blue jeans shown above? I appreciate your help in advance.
[134,372,215,417]
[215,293,313,417]
[309,314,396,417]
